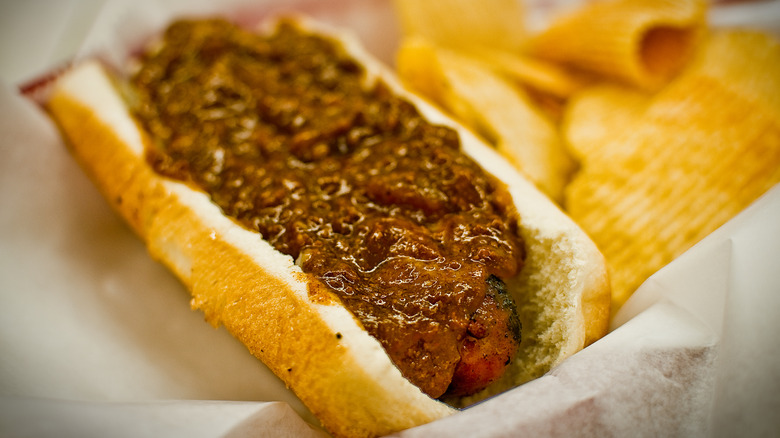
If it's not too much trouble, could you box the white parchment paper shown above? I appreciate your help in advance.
[1,0,779,436]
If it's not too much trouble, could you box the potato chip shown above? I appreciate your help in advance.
[564,29,780,312]
[393,0,527,52]
[531,0,708,89]
[394,37,450,108]
[397,37,576,202]
[685,30,780,115]
[562,84,651,162]
[468,47,588,100]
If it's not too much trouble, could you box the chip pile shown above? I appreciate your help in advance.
[564,30,780,311]
[392,0,780,314]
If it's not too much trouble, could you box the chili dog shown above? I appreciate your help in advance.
[43,16,610,438]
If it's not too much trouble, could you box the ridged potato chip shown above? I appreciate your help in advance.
[467,47,589,100]
[562,84,651,162]
[393,0,527,52]
[564,30,780,312]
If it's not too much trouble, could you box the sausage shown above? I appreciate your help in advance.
[447,275,521,397]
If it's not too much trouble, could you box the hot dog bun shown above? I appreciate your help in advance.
[44,16,610,438]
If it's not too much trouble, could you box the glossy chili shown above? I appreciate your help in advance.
[131,18,524,398]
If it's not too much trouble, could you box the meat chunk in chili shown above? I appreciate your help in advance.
[446,276,521,397]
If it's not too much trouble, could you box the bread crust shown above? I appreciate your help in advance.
[44,17,610,437]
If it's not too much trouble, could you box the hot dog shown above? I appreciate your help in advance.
[43,16,610,438]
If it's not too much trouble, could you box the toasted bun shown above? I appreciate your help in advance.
[44,17,609,438]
